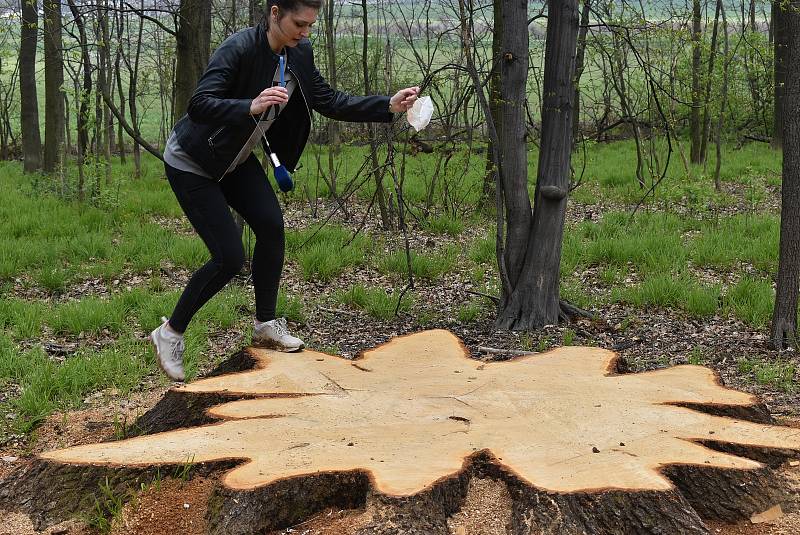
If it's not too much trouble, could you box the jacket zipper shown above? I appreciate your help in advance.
[207,126,225,150]
[286,64,313,124]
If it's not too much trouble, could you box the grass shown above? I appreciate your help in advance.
[380,246,458,280]
[0,136,791,437]
[287,225,370,282]
[738,357,797,393]
[335,285,413,320]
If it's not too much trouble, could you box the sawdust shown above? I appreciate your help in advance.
[0,511,86,535]
[447,477,513,535]
[112,477,214,535]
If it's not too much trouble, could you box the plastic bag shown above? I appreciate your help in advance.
[407,96,433,132]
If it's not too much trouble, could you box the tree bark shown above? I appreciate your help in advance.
[173,0,212,124]
[572,0,590,147]
[362,0,390,229]
[713,1,729,192]
[498,0,531,292]
[20,0,42,173]
[67,0,93,202]
[700,0,722,165]
[497,0,578,330]
[773,0,788,149]
[42,0,65,174]
[483,0,502,204]
[690,0,703,164]
[3,342,798,535]
[771,0,800,349]
[323,0,340,196]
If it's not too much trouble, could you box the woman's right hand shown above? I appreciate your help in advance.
[250,86,289,116]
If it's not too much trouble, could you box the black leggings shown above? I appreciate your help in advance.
[164,156,284,333]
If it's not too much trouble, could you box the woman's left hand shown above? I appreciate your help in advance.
[389,87,420,113]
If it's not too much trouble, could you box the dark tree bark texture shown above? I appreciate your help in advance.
[42,0,65,173]
[20,0,42,173]
[173,0,212,124]
[773,0,789,149]
[771,0,800,349]
[690,0,702,164]
[497,0,578,330]
[498,0,530,291]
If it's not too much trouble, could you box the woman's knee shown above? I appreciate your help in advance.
[212,244,246,278]
[250,213,285,239]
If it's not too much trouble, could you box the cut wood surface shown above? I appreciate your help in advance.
[8,329,800,534]
[42,329,799,494]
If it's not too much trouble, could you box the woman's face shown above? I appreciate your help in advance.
[270,6,318,48]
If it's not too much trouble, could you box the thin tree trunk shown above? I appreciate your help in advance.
[362,0,390,229]
[713,0,729,191]
[130,0,145,178]
[690,0,703,164]
[98,0,112,184]
[249,0,258,26]
[771,0,800,349]
[773,0,788,149]
[497,0,579,330]
[20,0,42,172]
[323,0,340,197]
[572,0,590,147]
[483,0,502,203]
[700,0,722,165]
[67,0,92,202]
[115,15,126,163]
[43,0,65,174]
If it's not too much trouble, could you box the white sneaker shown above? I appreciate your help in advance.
[253,318,304,352]
[150,317,185,381]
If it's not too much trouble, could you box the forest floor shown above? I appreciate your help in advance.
[1,176,799,534]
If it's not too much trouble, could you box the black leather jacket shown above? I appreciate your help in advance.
[172,21,393,180]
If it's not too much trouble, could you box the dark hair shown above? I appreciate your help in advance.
[265,0,322,19]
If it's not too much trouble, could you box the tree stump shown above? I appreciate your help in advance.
[2,329,799,534]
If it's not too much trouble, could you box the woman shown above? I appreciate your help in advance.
[151,0,419,381]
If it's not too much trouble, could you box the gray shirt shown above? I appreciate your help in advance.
[163,59,295,180]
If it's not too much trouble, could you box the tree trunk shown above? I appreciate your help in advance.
[713,1,729,192]
[483,0,502,203]
[773,0,788,149]
[362,0,390,229]
[42,0,65,174]
[20,0,42,173]
[4,336,799,535]
[114,5,126,164]
[98,0,113,184]
[498,0,531,291]
[324,0,340,196]
[700,0,722,165]
[771,0,800,349]
[690,0,702,164]
[497,0,578,330]
[67,0,92,202]
[173,0,212,124]
[249,0,259,26]
[572,0,590,147]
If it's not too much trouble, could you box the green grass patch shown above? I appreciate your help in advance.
[380,246,458,280]
[611,274,721,317]
[335,285,413,320]
[737,357,797,393]
[287,225,369,282]
[722,277,774,328]
[422,215,465,236]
